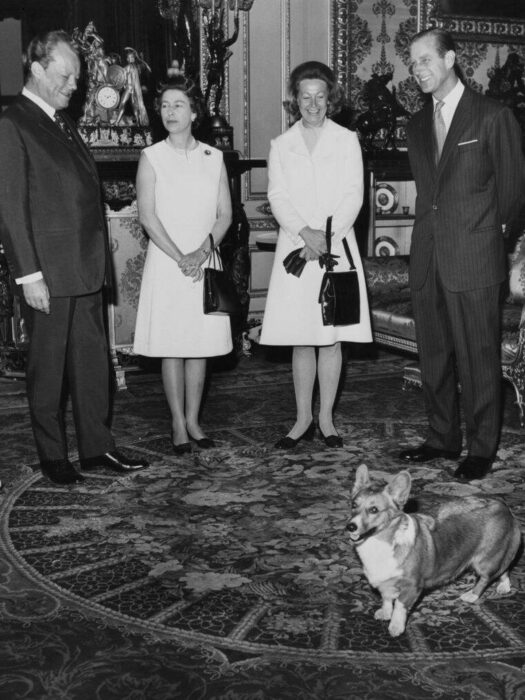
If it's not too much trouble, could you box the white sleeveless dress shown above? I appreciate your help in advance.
[133,140,233,358]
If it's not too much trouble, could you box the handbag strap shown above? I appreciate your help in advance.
[324,216,356,271]
[208,233,223,270]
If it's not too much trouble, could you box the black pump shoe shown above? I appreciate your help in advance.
[172,442,192,455]
[274,422,315,449]
[319,430,343,448]
[171,431,192,455]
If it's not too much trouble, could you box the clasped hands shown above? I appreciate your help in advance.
[178,247,209,282]
[298,226,328,262]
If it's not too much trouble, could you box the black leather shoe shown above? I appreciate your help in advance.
[172,442,192,455]
[81,451,149,472]
[41,459,85,484]
[275,422,315,449]
[454,455,493,481]
[398,444,461,463]
[319,430,343,448]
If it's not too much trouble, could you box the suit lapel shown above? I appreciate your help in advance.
[421,101,436,173]
[21,97,98,179]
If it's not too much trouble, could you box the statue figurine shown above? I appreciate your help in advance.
[203,7,239,115]
[115,47,151,127]
[73,22,110,124]
[354,72,411,151]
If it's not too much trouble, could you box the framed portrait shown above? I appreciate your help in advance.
[418,0,525,42]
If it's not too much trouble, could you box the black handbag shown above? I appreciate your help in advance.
[203,235,242,316]
[318,216,361,326]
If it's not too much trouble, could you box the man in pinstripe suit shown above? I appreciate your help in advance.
[399,28,525,480]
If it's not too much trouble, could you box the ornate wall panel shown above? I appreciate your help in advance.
[343,0,525,124]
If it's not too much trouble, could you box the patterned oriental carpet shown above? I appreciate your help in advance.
[1,346,525,700]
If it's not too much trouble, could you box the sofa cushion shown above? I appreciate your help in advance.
[371,298,520,352]
[371,305,416,342]
[363,255,411,308]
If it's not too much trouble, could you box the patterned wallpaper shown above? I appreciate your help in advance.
[346,0,525,125]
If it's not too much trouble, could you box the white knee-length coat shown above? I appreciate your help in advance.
[260,118,372,346]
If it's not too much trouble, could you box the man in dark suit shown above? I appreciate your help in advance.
[0,30,148,484]
[399,28,525,481]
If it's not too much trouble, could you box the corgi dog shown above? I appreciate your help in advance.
[347,464,521,637]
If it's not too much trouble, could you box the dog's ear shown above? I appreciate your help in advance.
[352,463,370,495]
[385,470,411,506]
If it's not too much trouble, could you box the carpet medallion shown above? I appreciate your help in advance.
[2,357,525,698]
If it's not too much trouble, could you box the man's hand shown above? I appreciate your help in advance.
[23,279,50,314]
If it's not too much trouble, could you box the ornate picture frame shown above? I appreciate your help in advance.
[418,0,525,43]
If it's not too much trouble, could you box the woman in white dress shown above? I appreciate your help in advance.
[133,76,232,454]
[260,61,372,449]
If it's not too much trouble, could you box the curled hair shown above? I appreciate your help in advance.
[283,60,345,123]
[23,30,77,81]
[155,75,205,128]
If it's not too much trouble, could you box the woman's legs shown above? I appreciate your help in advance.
[162,358,208,443]
[162,358,188,444]
[317,342,342,436]
[287,345,317,439]
[184,358,208,440]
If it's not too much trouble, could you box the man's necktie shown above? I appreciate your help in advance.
[433,100,446,164]
[54,112,75,143]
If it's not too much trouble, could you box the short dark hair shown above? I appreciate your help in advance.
[23,30,77,82]
[410,28,463,78]
[284,60,345,122]
[410,28,456,56]
[155,76,205,128]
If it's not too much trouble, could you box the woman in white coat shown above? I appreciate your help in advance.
[260,61,372,449]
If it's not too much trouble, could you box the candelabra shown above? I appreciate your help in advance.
[158,0,255,148]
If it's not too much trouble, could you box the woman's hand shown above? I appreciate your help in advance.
[178,248,208,281]
[299,245,319,262]
[299,226,327,257]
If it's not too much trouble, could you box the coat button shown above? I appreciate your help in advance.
[432,204,438,210]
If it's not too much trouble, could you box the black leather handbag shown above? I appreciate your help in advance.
[318,216,361,326]
[203,235,242,316]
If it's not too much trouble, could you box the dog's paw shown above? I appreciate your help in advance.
[374,608,392,621]
[460,591,479,604]
[496,574,511,595]
[388,620,406,637]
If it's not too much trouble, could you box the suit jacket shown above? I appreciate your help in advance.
[406,87,525,292]
[0,95,107,297]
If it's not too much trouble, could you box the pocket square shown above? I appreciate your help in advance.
[458,139,478,146]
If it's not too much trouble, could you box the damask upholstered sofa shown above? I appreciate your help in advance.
[362,234,525,425]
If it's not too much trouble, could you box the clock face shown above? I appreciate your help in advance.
[96,85,120,110]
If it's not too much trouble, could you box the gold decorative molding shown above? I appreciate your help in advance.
[332,0,349,94]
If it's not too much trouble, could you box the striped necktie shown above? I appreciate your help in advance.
[433,100,446,164]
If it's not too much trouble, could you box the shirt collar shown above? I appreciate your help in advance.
[433,79,464,112]
[22,87,56,120]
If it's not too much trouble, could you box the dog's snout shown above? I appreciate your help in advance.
[347,522,358,532]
